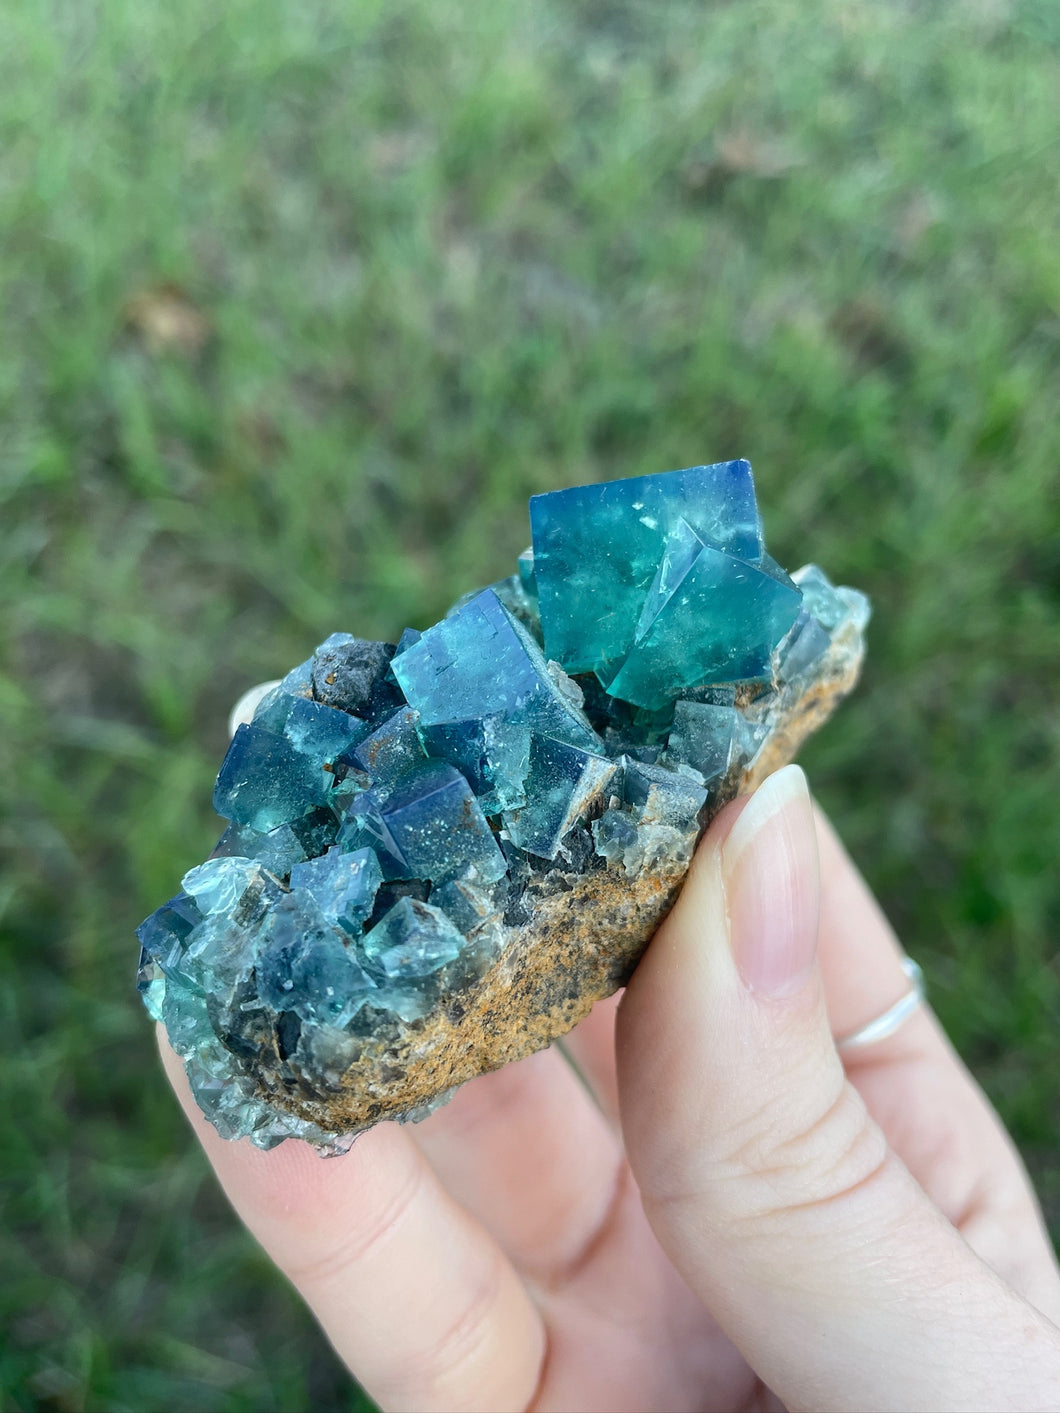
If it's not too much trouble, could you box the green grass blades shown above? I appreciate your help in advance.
[1,0,1058,1408]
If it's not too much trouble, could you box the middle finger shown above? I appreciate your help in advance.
[414,1045,623,1287]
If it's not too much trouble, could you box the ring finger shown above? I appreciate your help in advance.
[814,805,1059,1316]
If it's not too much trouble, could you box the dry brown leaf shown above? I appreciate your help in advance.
[124,281,211,356]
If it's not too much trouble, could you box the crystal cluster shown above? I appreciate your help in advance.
[137,460,869,1151]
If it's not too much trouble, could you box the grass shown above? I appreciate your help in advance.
[1,0,1058,1407]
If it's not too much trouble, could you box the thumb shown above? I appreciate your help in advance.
[618,765,1060,1413]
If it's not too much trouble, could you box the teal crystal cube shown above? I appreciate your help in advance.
[257,893,377,1026]
[420,716,531,816]
[213,723,331,831]
[338,760,507,885]
[282,697,370,778]
[502,736,616,858]
[289,846,383,935]
[391,589,600,752]
[530,462,802,708]
[350,706,427,788]
[181,857,270,916]
[361,896,465,979]
[665,701,739,784]
[210,806,340,880]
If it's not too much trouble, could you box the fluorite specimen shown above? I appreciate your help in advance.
[138,460,869,1152]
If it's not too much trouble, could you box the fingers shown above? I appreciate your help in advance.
[414,1045,737,1413]
[619,766,1060,1413]
[414,1046,623,1289]
[812,803,922,1042]
[160,1036,545,1413]
[544,797,1059,1318]
[813,807,1060,1318]
[228,680,279,737]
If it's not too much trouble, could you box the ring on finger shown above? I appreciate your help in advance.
[835,957,926,1053]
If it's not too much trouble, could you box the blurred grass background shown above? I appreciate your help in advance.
[1,0,1058,1408]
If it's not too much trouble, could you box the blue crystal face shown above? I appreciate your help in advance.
[530,461,802,708]
[420,717,531,815]
[338,761,507,884]
[602,545,802,709]
[136,891,203,1018]
[139,459,867,1151]
[211,806,340,877]
[391,589,601,751]
[257,893,377,1026]
[289,846,383,934]
[283,697,369,777]
[664,702,739,785]
[362,897,465,979]
[213,723,331,832]
[349,706,426,788]
[502,737,616,859]
[182,857,268,915]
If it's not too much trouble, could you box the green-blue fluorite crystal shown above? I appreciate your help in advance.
[529,460,802,708]
[391,588,600,752]
[362,897,465,979]
[289,847,383,934]
[138,459,869,1152]
[338,761,507,884]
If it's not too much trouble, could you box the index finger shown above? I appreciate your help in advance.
[159,1034,545,1413]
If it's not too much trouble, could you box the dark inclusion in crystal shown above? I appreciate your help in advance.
[137,460,870,1152]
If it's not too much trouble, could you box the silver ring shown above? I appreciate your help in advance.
[836,957,926,1053]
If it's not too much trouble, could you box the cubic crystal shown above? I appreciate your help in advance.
[361,897,465,979]
[420,716,531,815]
[391,589,601,751]
[350,706,427,788]
[257,893,376,1026]
[211,806,340,879]
[530,460,764,678]
[288,846,383,934]
[665,701,740,784]
[213,723,330,831]
[338,760,507,885]
[601,543,802,708]
[502,737,616,859]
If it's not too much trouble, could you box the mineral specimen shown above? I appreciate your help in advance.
[138,460,869,1152]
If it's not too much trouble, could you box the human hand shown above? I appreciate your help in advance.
[160,764,1060,1411]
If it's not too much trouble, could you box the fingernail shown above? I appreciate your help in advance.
[721,765,819,997]
[228,681,281,738]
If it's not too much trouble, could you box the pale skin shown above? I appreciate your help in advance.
[161,765,1060,1412]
